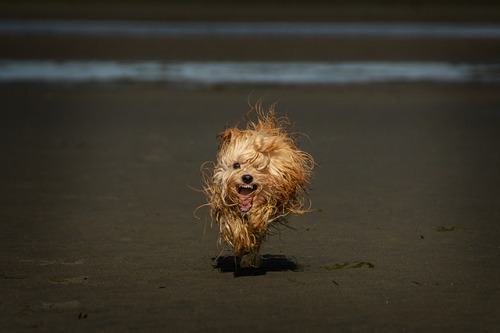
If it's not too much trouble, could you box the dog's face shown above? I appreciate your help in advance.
[213,129,277,215]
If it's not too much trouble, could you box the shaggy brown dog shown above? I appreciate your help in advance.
[202,101,314,267]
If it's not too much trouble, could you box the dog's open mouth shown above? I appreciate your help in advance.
[238,184,257,212]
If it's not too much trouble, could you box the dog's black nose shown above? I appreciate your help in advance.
[242,174,253,184]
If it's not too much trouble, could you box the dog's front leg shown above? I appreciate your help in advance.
[240,251,260,268]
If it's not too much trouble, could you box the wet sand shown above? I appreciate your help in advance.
[1,84,499,331]
[1,2,500,332]
[3,34,500,64]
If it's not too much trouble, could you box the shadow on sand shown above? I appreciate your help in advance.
[212,254,302,277]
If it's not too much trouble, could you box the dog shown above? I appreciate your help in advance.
[202,101,314,267]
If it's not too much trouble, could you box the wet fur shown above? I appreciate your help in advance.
[202,101,314,267]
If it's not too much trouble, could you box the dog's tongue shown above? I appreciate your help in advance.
[239,196,253,212]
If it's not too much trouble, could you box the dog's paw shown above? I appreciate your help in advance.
[240,253,260,268]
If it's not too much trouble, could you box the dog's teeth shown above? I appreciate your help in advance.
[238,184,257,196]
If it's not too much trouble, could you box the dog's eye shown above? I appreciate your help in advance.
[233,162,240,169]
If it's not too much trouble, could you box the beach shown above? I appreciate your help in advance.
[1,2,499,332]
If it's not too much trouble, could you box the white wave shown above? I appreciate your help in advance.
[1,61,499,85]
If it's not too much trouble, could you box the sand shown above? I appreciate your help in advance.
[1,2,499,332]
[1,84,499,331]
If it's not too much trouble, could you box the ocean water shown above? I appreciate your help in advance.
[2,20,499,86]
[2,20,500,38]
[1,61,499,85]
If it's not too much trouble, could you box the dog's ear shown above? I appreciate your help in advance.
[253,135,264,152]
[255,135,281,154]
[217,129,233,151]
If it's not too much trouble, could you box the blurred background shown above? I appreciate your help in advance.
[1,0,500,83]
